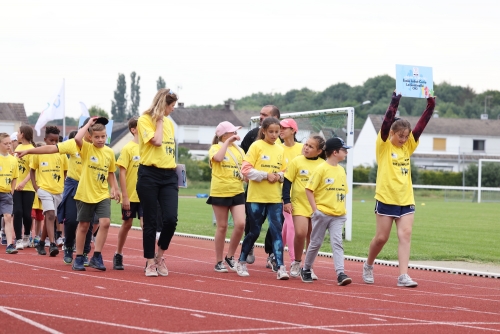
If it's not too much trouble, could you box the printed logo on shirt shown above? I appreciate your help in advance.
[325,178,334,184]
[75,153,81,158]
[90,156,98,163]
[52,173,61,183]
[391,153,398,159]
[299,169,309,175]
[261,155,270,161]
[401,167,409,176]
[41,162,49,167]
[337,193,346,202]
[18,164,26,174]
[223,156,229,161]
[132,156,140,161]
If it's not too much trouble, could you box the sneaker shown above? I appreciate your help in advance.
[224,255,236,272]
[145,262,158,277]
[236,262,250,277]
[246,246,255,264]
[214,261,228,273]
[56,237,64,247]
[113,253,124,270]
[290,261,301,278]
[45,237,50,247]
[266,254,278,272]
[49,243,59,257]
[35,242,46,255]
[72,256,86,271]
[155,231,161,241]
[33,235,41,247]
[300,268,313,283]
[397,274,418,287]
[1,232,6,245]
[155,256,168,276]
[277,265,289,280]
[22,235,30,248]
[15,239,24,250]
[6,244,18,254]
[310,268,319,280]
[63,248,73,264]
[337,272,352,286]
[362,262,374,284]
[83,253,90,267]
[89,254,106,271]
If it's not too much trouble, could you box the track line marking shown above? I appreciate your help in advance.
[191,314,206,318]
[195,280,204,282]
[370,317,387,321]
[95,286,106,289]
[242,289,253,293]
[298,302,312,306]
[138,299,149,302]
[0,306,63,334]
[61,276,69,279]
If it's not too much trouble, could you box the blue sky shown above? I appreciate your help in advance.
[1,0,498,118]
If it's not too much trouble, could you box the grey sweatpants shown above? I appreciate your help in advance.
[303,210,346,275]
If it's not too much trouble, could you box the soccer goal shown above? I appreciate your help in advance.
[250,107,355,241]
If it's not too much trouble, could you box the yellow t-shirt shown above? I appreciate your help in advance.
[285,155,324,217]
[15,143,35,192]
[74,141,117,204]
[306,161,348,216]
[57,139,82,181]
[137,115,176,169]
[116,141,140,203]
[0,154,19,193]
[282,142,303,168]
[374,131,418,206]
[245,139,285,203]
[30,153,68,194]
[209,143,245,197]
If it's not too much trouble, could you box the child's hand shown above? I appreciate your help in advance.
[122,197,130,211]
[283,203,293,214]
[228,134,240,143]
[16,151,28,158]
[110,189,121,203]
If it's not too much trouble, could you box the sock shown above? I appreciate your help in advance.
[76,254,83,258]
[94,251,101,257]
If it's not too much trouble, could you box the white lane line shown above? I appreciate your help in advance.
[61,277,69,279]
[138,299,149,302]
[0,306,63,334]
[195,280,204,283]
[242,290,253,293]
[191,314,205,318]
[95,286,106,289]
[298,302,312,306]
[370,317,387,322]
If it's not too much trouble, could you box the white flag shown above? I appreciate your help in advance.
[80,102,90,118]
[34,81,65,136]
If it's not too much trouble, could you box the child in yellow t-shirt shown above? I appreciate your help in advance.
[30,126,68,257]
[0,133,19,254]
[113,117,142,270]
[72,117,120,271]
[302,137,352,286]
[283,135,325,279]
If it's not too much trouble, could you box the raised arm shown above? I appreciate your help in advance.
[380,92,402,141]
[412,96,436,141]
[75,117,97,148]
[16,145,59,158]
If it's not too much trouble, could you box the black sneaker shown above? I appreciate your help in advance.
[300,268,313,283]
[214,261,228,273]
[89,253,106,271]
[63,248,73,264]
[49,242,59,257]
[224,255,236,272]
[36,241,46,255]
[337,272,352,286]
[72,255,86,271]
[113,253,124,270]
[266,254,278,272]
[83,253,90,267]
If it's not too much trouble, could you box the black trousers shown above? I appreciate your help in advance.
[13,190,35,239]
[137,165,178,259]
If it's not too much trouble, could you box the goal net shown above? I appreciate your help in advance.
[250,107,355,241]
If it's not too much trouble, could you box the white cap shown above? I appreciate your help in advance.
[10,132,18,141]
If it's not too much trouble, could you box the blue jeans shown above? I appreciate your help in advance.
[239,203,284,266]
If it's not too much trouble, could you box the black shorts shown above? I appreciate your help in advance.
[206,193,245,207]
[122,202,143,220]
[374,200,415,218]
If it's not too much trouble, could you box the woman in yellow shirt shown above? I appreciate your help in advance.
[136,88,178,277]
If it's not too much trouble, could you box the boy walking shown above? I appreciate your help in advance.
[113,117,143,270]
[301,137,352,286]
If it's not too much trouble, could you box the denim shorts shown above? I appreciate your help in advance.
[374,200,415,218]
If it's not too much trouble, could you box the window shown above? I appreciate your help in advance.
[433,138,446,151]
[473,140,485,151]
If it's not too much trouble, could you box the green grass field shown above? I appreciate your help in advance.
[111,184,500,265]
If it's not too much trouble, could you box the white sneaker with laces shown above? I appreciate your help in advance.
[15,239,24,250]
[310,268,319,280]
[277,265,289,280]
[45,237,50,247]
[22,235,30,248]
[290,261,301,277]
[397,274,418,287]
[56,237,64,247]
[363,262,374,284]
[145,263,158,277]
[236,262,249,277]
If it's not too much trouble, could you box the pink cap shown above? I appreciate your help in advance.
[215,121,242,137]
[280,118,298,132]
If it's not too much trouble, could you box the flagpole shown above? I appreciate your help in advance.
[62,78,66,138]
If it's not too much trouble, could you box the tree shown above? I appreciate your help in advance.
[157,76,166,90]
[111,73,127,122]
[129,71,141,118]
[28,112,40,125]
[88,105,109,118]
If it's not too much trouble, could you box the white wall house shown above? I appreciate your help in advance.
[354,114,500,172]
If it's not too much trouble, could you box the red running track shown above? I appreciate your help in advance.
[1,228,500,333]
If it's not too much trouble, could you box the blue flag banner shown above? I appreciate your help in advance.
[396,64,434,98]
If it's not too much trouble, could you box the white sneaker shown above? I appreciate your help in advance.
[277,265,289,280]
[45,237,50,247]
[397,274,418,287]
[22,235,30,248]
[290,261,301,277]
[236,262,249,277]
[15,239,24,250]
[156,232,161,241]
[310,268,319,280]
[246,246,255,264]
[145,263,158,277]
[362,262,374,284]
[56,237,64,247]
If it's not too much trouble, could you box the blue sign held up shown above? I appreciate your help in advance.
[396,64,434,98]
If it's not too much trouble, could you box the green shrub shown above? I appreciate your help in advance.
[353,166,371,182]
[417,170,462,186]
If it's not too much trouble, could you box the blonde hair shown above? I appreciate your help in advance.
[143,88,178,123]
[0,133,9,141]
[89,124,106,134]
